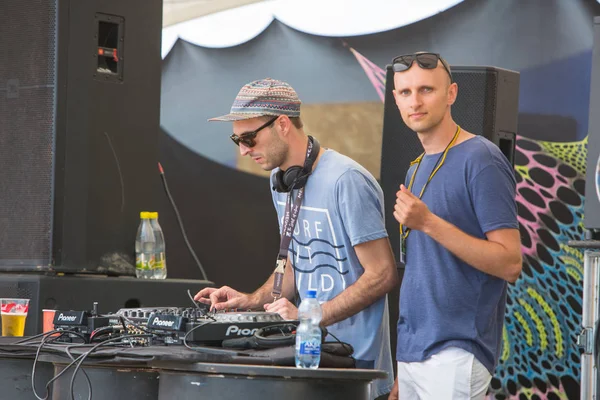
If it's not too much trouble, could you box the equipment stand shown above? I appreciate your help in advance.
[569,240,600,400]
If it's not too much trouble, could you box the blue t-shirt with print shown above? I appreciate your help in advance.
[396,135,518,374]
[271,149,394,399]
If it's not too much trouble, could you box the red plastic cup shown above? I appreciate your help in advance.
[42,309,57,336]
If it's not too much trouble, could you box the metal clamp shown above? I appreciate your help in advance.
[579,328,595,355]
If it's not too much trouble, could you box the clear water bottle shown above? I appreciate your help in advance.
[135,211,156,279]
[149,212,167,279]
[295,290,322,369]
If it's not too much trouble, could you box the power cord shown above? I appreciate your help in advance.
[30,330,88,400]
[158,162,208,281]
[67,334,152,400]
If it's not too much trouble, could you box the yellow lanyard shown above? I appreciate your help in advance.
[400,125,461,240]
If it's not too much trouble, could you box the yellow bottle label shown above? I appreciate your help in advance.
[136,253,155,270]
[154,253,166,270]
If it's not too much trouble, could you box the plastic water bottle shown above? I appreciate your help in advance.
[149,212,167,279]
[295,290,322,369]
[135,212,156,279]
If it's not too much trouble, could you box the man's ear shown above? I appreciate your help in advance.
[392,87,400,108]
[277,115,291,136]
[447,82,458,106]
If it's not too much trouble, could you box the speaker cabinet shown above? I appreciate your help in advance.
[381,65,520,263]
[585,17,600,230]
[0,0,163,272]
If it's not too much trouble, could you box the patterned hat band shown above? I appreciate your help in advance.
[209,78,301,122]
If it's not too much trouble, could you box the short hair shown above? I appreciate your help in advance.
[261,115,303,129]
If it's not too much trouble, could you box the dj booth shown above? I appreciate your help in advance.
[0,338,385,399]
[0,273,384,399]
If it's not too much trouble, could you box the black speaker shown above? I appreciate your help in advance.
[585,17,600,230]
[381,64,520,263]
[0,0,163,273]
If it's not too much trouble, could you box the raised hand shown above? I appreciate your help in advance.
[194,286,253,311]
[393,184,432,232]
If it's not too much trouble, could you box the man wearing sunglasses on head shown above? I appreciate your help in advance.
[194,78,399,399]
[388,52,522,399]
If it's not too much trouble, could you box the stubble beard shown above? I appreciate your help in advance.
[261,135,288,171]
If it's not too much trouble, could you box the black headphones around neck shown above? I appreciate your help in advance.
[271,136,321,193]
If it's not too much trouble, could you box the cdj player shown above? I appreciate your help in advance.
[51,304,297,346]
[118,307,295,346]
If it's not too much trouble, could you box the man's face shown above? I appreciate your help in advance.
[392,61,457,134]
[232,116,287,171]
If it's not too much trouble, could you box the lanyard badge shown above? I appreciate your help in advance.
[271,258,286,300]
[399,235,407,265]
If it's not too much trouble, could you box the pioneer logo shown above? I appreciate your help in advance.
[225,325,258,336]
[152,317,175,327]
[57,313,77,322]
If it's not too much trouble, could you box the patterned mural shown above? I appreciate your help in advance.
[351,48,588,399]
[493,137,586,399]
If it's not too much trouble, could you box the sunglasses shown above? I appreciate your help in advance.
[230,116,278,147]
[392,52,453,83]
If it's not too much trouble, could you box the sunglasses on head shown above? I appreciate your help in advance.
[392,52,453,83]
[230,116,278,148]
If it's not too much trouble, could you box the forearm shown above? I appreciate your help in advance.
[321,267,397,327]
[249,275,277,308]
[422,214,521,282]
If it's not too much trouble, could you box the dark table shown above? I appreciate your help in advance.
[0,338,385,399]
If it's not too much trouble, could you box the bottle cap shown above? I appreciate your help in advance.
[150,212,159,219]
[140,211,150,219]
[305,290,317,299]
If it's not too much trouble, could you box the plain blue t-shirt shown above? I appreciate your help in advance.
[396,135,518,374]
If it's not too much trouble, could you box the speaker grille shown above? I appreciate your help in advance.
[452,70,498,140]
[0,282,35,300]
[0,1,57,265]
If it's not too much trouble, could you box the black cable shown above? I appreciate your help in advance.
[14,331,56,345]
[182,319,221,351]
[187,289,211,316]
[48,330,87,345]
[31,330,89,400]
[181,317,250,356]
[183,323,246,356]
[158,162,208,281]
[64,344,92,400]
[68,334,153,400]
[119,316,130,336]
[187,289,202,310]
[31,330,60,400]
[31,334,96,400]
[89,326,115,342]
[322,330,353,356]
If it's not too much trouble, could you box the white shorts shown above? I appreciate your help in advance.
[397,347,492,400]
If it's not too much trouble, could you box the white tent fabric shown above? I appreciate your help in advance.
[162,0,463,58]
